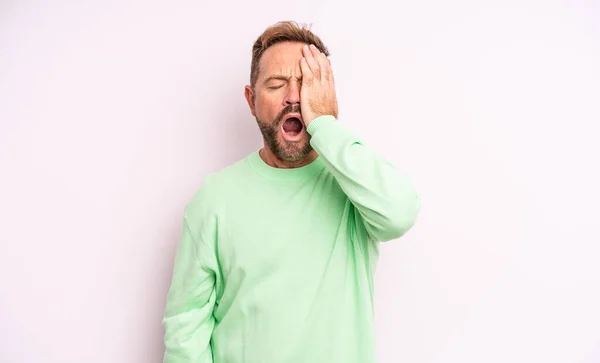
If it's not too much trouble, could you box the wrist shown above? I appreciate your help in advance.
[306,114,337,136]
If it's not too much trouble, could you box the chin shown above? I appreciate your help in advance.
[275,137,313,162]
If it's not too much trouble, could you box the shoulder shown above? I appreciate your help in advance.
[184,152,254,218]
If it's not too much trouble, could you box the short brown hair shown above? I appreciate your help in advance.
[249,21,330,89]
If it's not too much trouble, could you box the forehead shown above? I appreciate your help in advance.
[258,41,304,79]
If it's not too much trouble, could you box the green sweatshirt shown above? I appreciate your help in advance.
[162,115,420,363]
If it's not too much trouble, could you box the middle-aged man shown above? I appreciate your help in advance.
[162,20,420,363]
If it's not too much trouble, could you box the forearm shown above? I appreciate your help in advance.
[307,115,420,242]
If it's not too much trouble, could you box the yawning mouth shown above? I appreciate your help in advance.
[282,117,303,136]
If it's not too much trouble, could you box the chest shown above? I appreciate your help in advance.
[215,179,351,280]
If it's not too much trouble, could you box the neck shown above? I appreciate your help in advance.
[259,147,318,169]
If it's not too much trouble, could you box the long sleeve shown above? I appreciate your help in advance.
[307,115,420,242]
[162,181,219,362]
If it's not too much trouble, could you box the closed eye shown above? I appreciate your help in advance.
[268,85,284,90]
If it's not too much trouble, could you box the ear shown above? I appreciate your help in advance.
[244,85,256,117]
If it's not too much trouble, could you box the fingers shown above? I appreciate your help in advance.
[302,44,333,81]
[302,44,321,80]
[310,44,333,82]
[300,57,313,86]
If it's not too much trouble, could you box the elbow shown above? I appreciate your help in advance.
[374,193,420,242]
[390,206,419,240]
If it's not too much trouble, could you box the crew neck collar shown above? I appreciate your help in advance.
[246,148,325,183]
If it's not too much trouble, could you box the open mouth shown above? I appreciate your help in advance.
[282,117,304,137]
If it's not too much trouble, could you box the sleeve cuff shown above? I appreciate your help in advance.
[306,115,338,136]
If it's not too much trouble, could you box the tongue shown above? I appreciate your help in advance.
[283,118,302,134]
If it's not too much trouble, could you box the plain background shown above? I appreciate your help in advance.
[1,1,599,362]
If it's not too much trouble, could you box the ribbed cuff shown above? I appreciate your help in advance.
[306,115,338,136]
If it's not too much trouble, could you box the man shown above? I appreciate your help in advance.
[162,21,420,363]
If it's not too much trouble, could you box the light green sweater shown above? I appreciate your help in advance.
[162,115,420,363]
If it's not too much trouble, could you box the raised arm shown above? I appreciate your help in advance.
[307,115,420,242]
[299,43,419,243]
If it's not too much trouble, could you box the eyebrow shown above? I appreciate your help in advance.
[263,74,301,85]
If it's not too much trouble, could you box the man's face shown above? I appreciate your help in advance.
[245,41,313,163]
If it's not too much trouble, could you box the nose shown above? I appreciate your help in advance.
[284,82,301,105]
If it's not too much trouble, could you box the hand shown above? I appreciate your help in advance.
[299,44,339,127]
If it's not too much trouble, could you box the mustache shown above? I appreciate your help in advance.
[277,105,302,124]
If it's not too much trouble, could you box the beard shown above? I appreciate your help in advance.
[255,104,313,163]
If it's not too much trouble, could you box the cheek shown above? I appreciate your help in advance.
[255,94,279,122]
